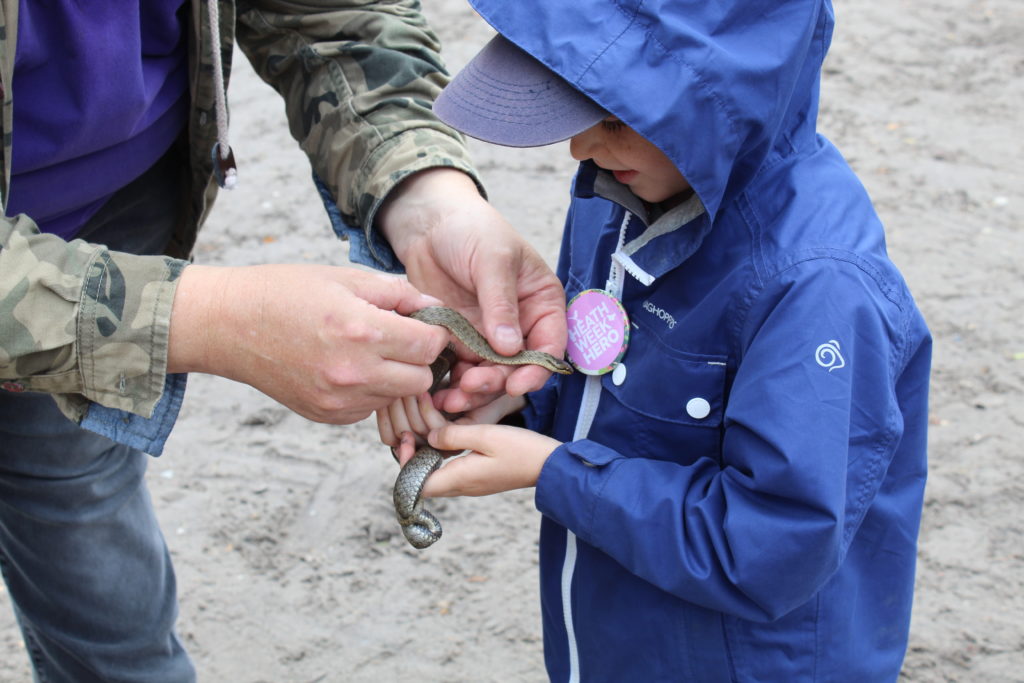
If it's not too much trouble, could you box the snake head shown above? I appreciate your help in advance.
[550,357,574,374]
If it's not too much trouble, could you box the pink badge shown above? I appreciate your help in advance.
[566,289,630,375]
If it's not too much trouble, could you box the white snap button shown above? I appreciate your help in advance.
[686,397,711,419]
[612,363,627,386]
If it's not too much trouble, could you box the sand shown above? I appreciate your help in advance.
[0,0,1021,680]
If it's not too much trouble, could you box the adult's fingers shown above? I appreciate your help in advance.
[353,359,436,403]
[342,269,442,316]
[433,364,510,413]
[503,364,556,397]
[470,247,525,357]
[363,307,450,368]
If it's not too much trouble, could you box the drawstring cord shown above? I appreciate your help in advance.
[206,0,237,189]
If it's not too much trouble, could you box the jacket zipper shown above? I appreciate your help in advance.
[561,212,633,682]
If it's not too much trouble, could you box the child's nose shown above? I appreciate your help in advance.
[569,126,600,161]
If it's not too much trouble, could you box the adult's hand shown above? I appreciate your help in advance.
[168,263,451,425]
[377,168,567,413]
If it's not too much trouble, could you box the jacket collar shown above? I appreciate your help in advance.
[574,161,711,285]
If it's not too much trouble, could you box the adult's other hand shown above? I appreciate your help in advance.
[377,168,567,413]
[168,263,451,424]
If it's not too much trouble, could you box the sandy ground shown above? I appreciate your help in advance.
[1,0,1022,680]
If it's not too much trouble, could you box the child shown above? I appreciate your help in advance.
[381,1,931,680]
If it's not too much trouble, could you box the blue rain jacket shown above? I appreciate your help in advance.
[469,0,932,680]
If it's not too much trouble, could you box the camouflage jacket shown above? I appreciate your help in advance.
[0,0,479,451]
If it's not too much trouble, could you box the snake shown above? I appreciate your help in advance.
[393,306,573,549]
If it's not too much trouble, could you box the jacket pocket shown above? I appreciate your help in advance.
[591,319,729,465]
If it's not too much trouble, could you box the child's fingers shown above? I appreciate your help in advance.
[395,431,418,466]
[417,392,450,432]
[427,423,507,455]
[400,393,429,435]
[420,453,490,497]
[390,392,446,439]
[376,406,398,447]
[419,446,538,497]
[463,393,527,425]
[422,424,558,497]
[386,399,412,441]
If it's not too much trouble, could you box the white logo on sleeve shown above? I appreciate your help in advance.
[815,340,846,372]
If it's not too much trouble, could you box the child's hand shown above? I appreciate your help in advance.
[376,392,528,465]
[419,423,562,497]
[376,392,447,465]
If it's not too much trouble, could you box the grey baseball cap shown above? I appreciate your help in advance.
[434,34,606,148]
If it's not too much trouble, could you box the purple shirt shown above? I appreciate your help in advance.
[6,0,189,239]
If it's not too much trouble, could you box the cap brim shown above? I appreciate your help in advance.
[434,35,606,148]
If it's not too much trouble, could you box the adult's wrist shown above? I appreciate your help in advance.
[167,264,233,375]
[375,167,483,258]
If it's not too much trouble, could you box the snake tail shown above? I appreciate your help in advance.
[401,508,442,549]
[394,447,444,549]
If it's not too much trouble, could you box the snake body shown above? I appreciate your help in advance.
[394,306,572,549]
[408,307,574,374]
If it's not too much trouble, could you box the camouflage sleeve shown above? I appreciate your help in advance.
[235,0,484,270]
[0,213,187,421]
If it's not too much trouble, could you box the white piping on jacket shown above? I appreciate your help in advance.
[561,212,634,682]
[612,251,655,286]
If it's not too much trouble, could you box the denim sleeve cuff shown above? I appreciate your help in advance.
[79,372,188,456]
[314,173,405,273]
[312,131,484,274]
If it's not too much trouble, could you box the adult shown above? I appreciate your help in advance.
[0,1,565,680]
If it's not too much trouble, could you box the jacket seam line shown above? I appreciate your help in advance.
[731,193,767,359]
[774,249,904,311]
[844,413,899,546]
[737,192,768,285]
[625,7,740,146]
[77,249,106,402]
[586,455,620,544]
[573,1,641,83]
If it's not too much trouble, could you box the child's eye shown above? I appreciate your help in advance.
[601,118,624,132]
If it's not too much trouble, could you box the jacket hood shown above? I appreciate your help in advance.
[468,0,835,220]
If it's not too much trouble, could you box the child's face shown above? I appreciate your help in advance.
[569,118,690,205]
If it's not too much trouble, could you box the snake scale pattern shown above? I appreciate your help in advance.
[393,306,572,549]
